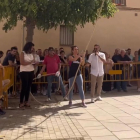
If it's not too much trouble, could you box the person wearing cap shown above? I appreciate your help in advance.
[37,47,67,101]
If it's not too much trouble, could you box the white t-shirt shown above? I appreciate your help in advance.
[20,51,34,72]
[33,54,40,74]
[128,55,133,60]
[88,52,106,76]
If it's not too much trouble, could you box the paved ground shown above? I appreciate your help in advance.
[1,87,140,140]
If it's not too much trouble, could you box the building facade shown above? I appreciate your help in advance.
[0,0,140,57]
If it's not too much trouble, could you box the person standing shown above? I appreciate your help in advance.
[3,47,17,96]
[116,49,132,92]
[31,48,40,95]
[37,47,67,101]
[85,50,90,61]
[86,44,106,103]
[135,49,140,91]
[43,49,48,57]
[102,53,114,92]
[19,42,35,109]
[59,50,68,81]
[68,46,86,107]
[6,50,11,55]
[127,48,133,61]
[0,51,4,59]
[37,49,44,61]
[112,48,120,90]
[127,48,133,87]
[3,47,17,66]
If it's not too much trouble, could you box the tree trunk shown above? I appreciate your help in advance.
[25,17,35,43]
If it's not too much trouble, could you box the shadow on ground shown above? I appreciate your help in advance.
[0,95,85,140]
[0,87,139,140]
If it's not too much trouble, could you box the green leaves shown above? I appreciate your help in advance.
[0,0,118,32]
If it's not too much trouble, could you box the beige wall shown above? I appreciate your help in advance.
[0,21,23,59]
[32,28,60,51]
[33,10,140,57]
[75,10,140,56]
[127,0,140,8]
[0,8,140,60]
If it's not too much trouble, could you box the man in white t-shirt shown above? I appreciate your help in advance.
[86,44,106,103]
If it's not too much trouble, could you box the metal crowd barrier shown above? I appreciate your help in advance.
[1,62,140,108]
[15,62,140,91]
[0,66,15,108]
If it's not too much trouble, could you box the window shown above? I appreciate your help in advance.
[112,0,126,6]
[60,25,74,46]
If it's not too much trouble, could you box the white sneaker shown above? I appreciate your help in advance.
[46,98,51,102]
[91,98,95,103]
[96,96,103,101]
[63,97,68,101]
[102,90,106,93]
[138,88,140,92]
[42,90,47,96]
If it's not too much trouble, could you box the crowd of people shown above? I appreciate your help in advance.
[0,43,139,115]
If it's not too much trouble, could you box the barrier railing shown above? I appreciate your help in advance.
[1,62,140,108]
[16,62,140,86]
[0,66,15,109]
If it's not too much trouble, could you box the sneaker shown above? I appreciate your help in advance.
[81,103,87,108]
[112,88,116,90]
[138,88,140,92]
[42,90,47,96]
[91,98,95,103]
[69,102,72,107]
[63,97,68,101]
[101,90,106,93]
[96,96,103,101]
[127,84,132,87]
[46,98,51,102]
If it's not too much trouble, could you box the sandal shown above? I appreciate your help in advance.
[19,104,25,110]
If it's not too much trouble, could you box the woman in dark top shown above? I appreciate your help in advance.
[68,46,86,107]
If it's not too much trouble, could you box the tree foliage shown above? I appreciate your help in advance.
[0,0,117,32]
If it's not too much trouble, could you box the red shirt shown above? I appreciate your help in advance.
[44,54,60,74]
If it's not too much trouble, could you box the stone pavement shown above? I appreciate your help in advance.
[1,88,140,140]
